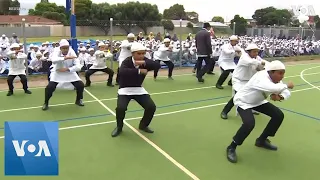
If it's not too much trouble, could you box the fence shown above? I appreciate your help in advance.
[247,26,320,39]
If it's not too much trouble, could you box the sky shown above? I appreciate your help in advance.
[19,0,320,22]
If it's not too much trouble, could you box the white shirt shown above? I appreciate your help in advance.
[153,44,171,61]
[28,58,42,70]
[232,53,263,91]
[233,70,291,110]
[50,47,82,82]
[7,51,27,75]
[218,43,236,70]
[118,40,133,66]
[90,50,112,69]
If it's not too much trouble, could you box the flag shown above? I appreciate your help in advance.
[66,0,71,12]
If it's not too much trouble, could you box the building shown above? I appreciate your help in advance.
[171,20,198,27]
[0,15,61,27]
[246,19,257,27]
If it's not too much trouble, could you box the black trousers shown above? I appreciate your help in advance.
[196,56,212,78]
[216,67,233,86]
[7,74,28,92]
[154,60,174,78]
[116,68,120,84]
[85,68,114,85]
[222,90,237,114]
[233,103,284,145]
[208,56,218,72]
[115,94,156,129]
[44,81,84,104]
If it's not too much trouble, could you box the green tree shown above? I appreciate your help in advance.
[0,0,20,15]
[187,22,193,28]
[230,15,247,35]
[252,6,292,26]
[163,4,187,20]
[28,2,67,23]
[161,20,174,31]
[313,15,320,28]
[75,0,92,20]
[186,11,199,23]
[211,16,224,23]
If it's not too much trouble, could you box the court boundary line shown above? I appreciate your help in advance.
[83,88,201,180]
[1,71,320,113]
[0,61,319,93]
[300,66,320,91]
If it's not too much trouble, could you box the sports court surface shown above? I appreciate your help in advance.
[0,62,319,180]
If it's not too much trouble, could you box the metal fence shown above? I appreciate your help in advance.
[247,26,320,39]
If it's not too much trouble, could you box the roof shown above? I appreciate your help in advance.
[0,15,61,25]
[171,20,197,27]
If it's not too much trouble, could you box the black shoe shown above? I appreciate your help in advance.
[226,147,237,163]
[107,83,114,87]
[255,139,278,151]
[168,77,173,80]
[6,91,13,96]
[24,90,32,94]
[84,84,90,87]
[75,99,84,106]
[221,112,228,119]
[42,103,49,111]
[228,82,232,86]
[216,84,224,89]
[197,78,204,83]
[139,126,154,133]
[111,127,122,137]
[207,72,215,75]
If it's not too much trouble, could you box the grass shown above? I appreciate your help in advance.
[0,62,320,179]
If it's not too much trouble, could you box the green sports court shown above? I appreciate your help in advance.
[0,62,319,180]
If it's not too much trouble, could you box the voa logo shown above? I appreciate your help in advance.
[12,140,51,157]
[291,5,316,16]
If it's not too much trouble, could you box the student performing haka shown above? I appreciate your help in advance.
[84,42,114,87]
[111,42,161,137]
[226,60,294,163]
[42,39,84,111]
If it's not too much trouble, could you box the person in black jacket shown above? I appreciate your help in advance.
[195,22,213,82]
[111,42,161,137]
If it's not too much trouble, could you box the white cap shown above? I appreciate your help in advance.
[10,43,20,49]
[29,44,34,48]
[245,44,259,51]
[88,48,94,51]
[2,34,5,37]
[230,35,238,41]
[265,60,285,71]
[234,46,241,51]
[98,42,105,47]
[131,42,146,52]
[127,33,135,38]
[0,44,6,48]
[163,38,170,43]
[59,39,69,47]
[36,51,42,56]
[80,47,86,51]
[33,45,39,48]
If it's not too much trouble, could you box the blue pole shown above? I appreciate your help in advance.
[70,14,78,53]
[70,0,78,53]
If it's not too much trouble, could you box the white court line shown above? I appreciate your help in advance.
[0,85,316,140]
[83,88,200,180]
[300,66,320,91]
[0,61,319,93]
[1,71,319,113]
[0,73,193,93]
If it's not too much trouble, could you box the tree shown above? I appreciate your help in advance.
[161,20,174,31]
[74,0,92,20]
[0,0,20,15]
[314,15,320,28]
[252,6,292,26]
[212,16,224,23]
[163,4,187,20]
[187,22,193,28]
[28,2,67,23]
[230,15,247,35]
[186,11,199,23]
[41,0,49,2]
